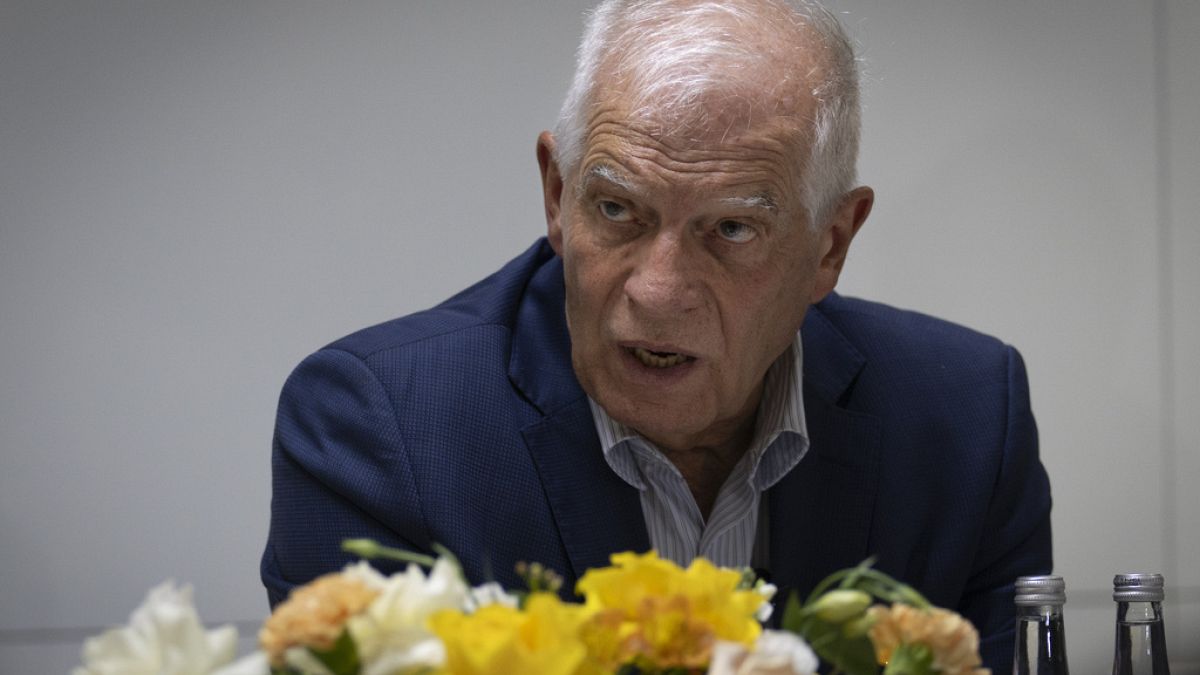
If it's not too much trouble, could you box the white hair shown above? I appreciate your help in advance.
[553,0,861,229]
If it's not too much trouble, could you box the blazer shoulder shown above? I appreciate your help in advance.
[321,239,558,360]
[810,293,1010,365]
[804,293,1024,414]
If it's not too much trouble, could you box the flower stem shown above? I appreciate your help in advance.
[803,558,931,609]
[341,539,438,568]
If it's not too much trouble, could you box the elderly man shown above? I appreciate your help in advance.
[262,0,1052,671]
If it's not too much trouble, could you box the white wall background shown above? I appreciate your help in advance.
[1,1,1195,672]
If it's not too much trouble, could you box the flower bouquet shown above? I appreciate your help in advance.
[74,540,989,675]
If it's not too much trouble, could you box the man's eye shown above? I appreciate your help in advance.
[717,220,756,243]
[598,200,634,223]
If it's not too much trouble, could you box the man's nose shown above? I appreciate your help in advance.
[623,231,704,314]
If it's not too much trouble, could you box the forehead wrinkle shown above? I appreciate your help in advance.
[584,104,800,166]
[577,112,803,213]
[612,137,798,189]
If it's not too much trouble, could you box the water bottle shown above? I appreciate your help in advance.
[1111,573,1170,674]
[1012,575,1069,674]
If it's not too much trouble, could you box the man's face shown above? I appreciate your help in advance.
[539,96,864,453]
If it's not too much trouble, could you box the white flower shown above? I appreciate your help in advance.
[755,581,779,622]
[211,652,269,675]
[709,630,819,675]
[74,581,237,675]
[464,581,520,612]
[344,558,470,675]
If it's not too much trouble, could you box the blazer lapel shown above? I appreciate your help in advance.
[509,255,649,588]
[522,405,651,586]
[769,301,882,602]
[507,257,880,594]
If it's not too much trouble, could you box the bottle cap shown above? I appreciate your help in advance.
[1113,573,1165,602]
[1015,575,1066,605]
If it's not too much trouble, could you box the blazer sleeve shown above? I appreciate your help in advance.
[260,348,432,607]
[960,346,1054,669]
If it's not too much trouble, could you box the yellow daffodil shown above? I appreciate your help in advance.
[430,592,600,675]
[575,551,766,670]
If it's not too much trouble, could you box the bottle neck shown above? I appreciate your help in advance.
[1017,603,1065,621]
[1116,601,1164,624]
[1112,601,1170,675]
[1014,603,1069,675]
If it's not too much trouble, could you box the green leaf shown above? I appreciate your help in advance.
[782,590,877,675]
[805,557,877,604]
[308,629,361,675]
[801,616,879,675]
[781,590,808,633]
[784,560,940,674]
[882,643,935,675]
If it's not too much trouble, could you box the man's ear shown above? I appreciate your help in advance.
[537,131,566,256]
[810,186,873,303]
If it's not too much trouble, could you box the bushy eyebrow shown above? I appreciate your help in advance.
[577,163,638,198]
[719,193,779,213]
[578,162,781,214]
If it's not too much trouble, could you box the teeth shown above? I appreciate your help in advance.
[632,347,690,368]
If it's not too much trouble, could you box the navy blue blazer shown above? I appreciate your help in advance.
[262,238,1052,672]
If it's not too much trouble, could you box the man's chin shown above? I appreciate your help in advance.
[596,399,714,450]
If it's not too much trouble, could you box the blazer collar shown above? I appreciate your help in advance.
[509,253,650,587]
[768,299,882,604]
[799,297,867,406]
[508,251,581,417]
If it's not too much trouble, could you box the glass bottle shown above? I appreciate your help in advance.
[1012,575,1070,674]
[1111,573,1171,674]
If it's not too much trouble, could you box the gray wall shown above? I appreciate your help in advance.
[1,1,1196,672]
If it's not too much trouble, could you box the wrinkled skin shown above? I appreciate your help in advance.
[538,84,872,512]
[544,55,873,506]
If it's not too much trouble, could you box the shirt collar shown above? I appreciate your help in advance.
[590,331,810,492]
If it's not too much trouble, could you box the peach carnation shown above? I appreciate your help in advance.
[867,604,990,675]
[259,572,380,667]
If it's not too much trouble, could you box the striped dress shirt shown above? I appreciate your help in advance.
[589,332,810,569]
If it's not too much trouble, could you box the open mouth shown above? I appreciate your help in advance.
[629,346,695,368]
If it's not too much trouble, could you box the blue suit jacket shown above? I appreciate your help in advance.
[262,238,1052,672]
